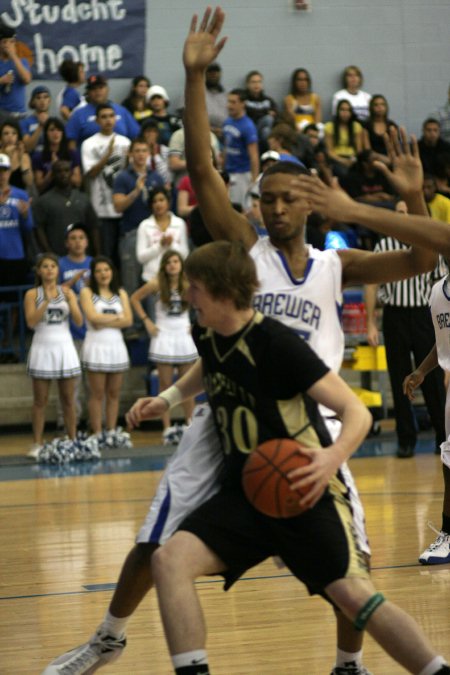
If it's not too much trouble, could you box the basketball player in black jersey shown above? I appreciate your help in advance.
[126,239,450,675]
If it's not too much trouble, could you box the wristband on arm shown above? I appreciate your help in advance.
[158,385,183,409]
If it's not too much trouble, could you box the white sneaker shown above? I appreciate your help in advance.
[419,522,450,565]
[27,442,44,459]
[162,425,179,446]
[173,423,188,444]
[42,629,126,674]
[330,663,373,675]
[103,429,116,449]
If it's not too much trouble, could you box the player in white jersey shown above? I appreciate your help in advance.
[403,274,450,566]
[42,9,438,675]
[252,239,344,373]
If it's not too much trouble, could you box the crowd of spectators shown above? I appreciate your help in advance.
[1,19,450,349]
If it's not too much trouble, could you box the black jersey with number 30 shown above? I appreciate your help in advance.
[193,312,332,486]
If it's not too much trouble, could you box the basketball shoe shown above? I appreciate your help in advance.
[331,663,373,675]
[27,442,44,459]
[419,522,450,564]
[163,425,180,445]
[42,628,126,674]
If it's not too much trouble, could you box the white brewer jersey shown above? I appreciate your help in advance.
[251,239,344,373]
[430,276,450,371]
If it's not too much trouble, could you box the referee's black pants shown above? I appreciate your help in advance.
[382,305,446,450]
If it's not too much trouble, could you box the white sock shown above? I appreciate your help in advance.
[418,655,447,675]
[172,650,208,668]
[100,610,130,639]
[335,648,362,667]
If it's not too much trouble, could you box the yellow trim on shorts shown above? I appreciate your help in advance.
[329,475,370,580]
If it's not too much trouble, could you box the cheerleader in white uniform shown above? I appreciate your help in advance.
[24,253,83,456]
[131,249,198,444]
[80,256,133,442]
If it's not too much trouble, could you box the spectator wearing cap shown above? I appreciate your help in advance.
[245,150,280,209]
[205,62,227,142]
[222,88,260,209]
[57,59,86,121]
[20,85,51,157]
[260,149,280,170]
[0,152,34,293]
[33,159,100,256]
[147,85,181,146]
[0,22,32,119]
[65,75,140,149]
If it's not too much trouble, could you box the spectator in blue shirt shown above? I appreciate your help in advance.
[0,152,34,293]
[57,59,86,121]
[112,137,164,330]
[65,75,140,149]
[20,85,52,158]
[59,223,92,342]
[222,88,259,209]
[58,222,92,426]
[0,22,32,119]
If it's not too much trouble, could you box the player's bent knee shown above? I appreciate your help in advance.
[353,593,385,631]
[151,538,185,583]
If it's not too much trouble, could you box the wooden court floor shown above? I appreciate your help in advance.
[1,430,450,674]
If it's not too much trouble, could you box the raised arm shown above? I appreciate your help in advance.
[374,128,428,217]
[364,283,380,346]
[297,128,450,259]
[183,7,256,248]
[300,178,450,257]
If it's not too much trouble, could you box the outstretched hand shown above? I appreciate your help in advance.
[373,127,423,198]
[183,6,227,72]
[126,396,168,430]
[296,174,357,222]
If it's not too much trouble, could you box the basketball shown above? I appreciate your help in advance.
[242,438,312,518]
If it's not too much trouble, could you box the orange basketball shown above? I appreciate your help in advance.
[242,438,311,518]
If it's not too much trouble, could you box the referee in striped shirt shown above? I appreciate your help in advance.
[365,199,447,458]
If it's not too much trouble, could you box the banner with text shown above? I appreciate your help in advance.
[0,0,146,79]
